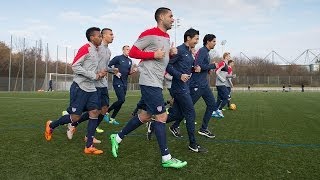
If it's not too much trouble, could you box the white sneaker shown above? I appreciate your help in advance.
[217,110,224,118]
[67,123,76,139]
[84,136,101,144]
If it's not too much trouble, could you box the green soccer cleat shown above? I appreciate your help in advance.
[110,134,119,158]
[96,127,104,133]
[162,158,187,169]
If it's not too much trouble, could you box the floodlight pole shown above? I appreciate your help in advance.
[174,18,180,45]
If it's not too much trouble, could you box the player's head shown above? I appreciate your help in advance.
[203,34,216,49]
[184,28,199,48]
[155,7,174,31]
[223,52,231,60]
[86,27,102,46]
[228,59,234,66]
[101,28,114,44]
[122,45,130,57]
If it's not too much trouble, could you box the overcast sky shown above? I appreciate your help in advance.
[0,0,319,64]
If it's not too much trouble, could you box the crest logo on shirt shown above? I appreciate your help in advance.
[72,107,77,112]
[194,88,198,91]
[157,106,163,112]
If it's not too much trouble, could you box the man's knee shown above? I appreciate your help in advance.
[89,109,100,118]
[138,110,152,123]
[100,106,108,115]
[70,114,81,122]
[155,112,167,123]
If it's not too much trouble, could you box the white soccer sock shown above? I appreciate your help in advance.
[116,134,122,143]
[162,154,172,162]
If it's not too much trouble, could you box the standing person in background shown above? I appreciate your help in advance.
[109,7,187,169]
[301,83,304,92]
[47,79,53,91]
[107,45,137,124]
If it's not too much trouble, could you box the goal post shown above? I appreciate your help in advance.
[41,73,74,91]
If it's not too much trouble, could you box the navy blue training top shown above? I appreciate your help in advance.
[189,46,216,88]
[108,54,132,86]
[166,43,194,94]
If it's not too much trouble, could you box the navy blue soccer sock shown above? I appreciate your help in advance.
[86,118,98,148]
[97,114,104,127]
[71,112,89,127]
[49,115,71,129]
[118,115,142,139]
[153,121,170,156]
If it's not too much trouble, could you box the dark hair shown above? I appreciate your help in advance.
[228,59,234,65]
[155,7,171,22]
[101,28,112,35]
[203,34,216,46]
[122,45,129,50]
[184,28,199,42]
[86,27,101,41]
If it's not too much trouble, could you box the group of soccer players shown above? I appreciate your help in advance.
[44,7,235,169]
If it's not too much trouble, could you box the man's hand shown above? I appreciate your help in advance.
[194,65,201,72]
[180,74,191,82]
[113,68,119,74]
[169,42,178,56]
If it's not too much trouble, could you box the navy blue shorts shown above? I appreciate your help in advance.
[96,87,109,109]
[140,85,165,115]
[216,85,229,101]
[67,82,99,115]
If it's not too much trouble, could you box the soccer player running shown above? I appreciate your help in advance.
[107,45,138,123]
[109,7,187,169]
[169,34,219,139]
[225,59,236,109]
[166,28,208,152]
[44,27,105,154]
[66,28,118,143]
[214,52,232,116]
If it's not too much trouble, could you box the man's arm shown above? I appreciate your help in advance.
[72,45,99,80]
[195,49,216,71]
[166,54,182,80]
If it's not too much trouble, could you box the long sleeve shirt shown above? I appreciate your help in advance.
[215,61,229,86]
[108,54,132,86]
[95,42,112,88]
[189,46,216,88]
[129,27,170,89]
[72,42,99,92]
[166,43,194,94]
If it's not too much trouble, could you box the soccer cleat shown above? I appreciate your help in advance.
[169,126,183,138]
[217,110,224,118]
[162,158,187,169]
[84,136,101,144]
[146,121,154,140]
[96,127,104,133]
[188,143,208,153]
[67,123,76,140]
[198,129,215,138]
[110,134,119,157]
[109,118,120,125]
[44,120,53,141]
[84,145,103,155]
[166,108,169,114]
[103,113,110,123]
[212,111,222,118]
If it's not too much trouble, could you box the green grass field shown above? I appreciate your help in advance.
[0,91,319,179]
